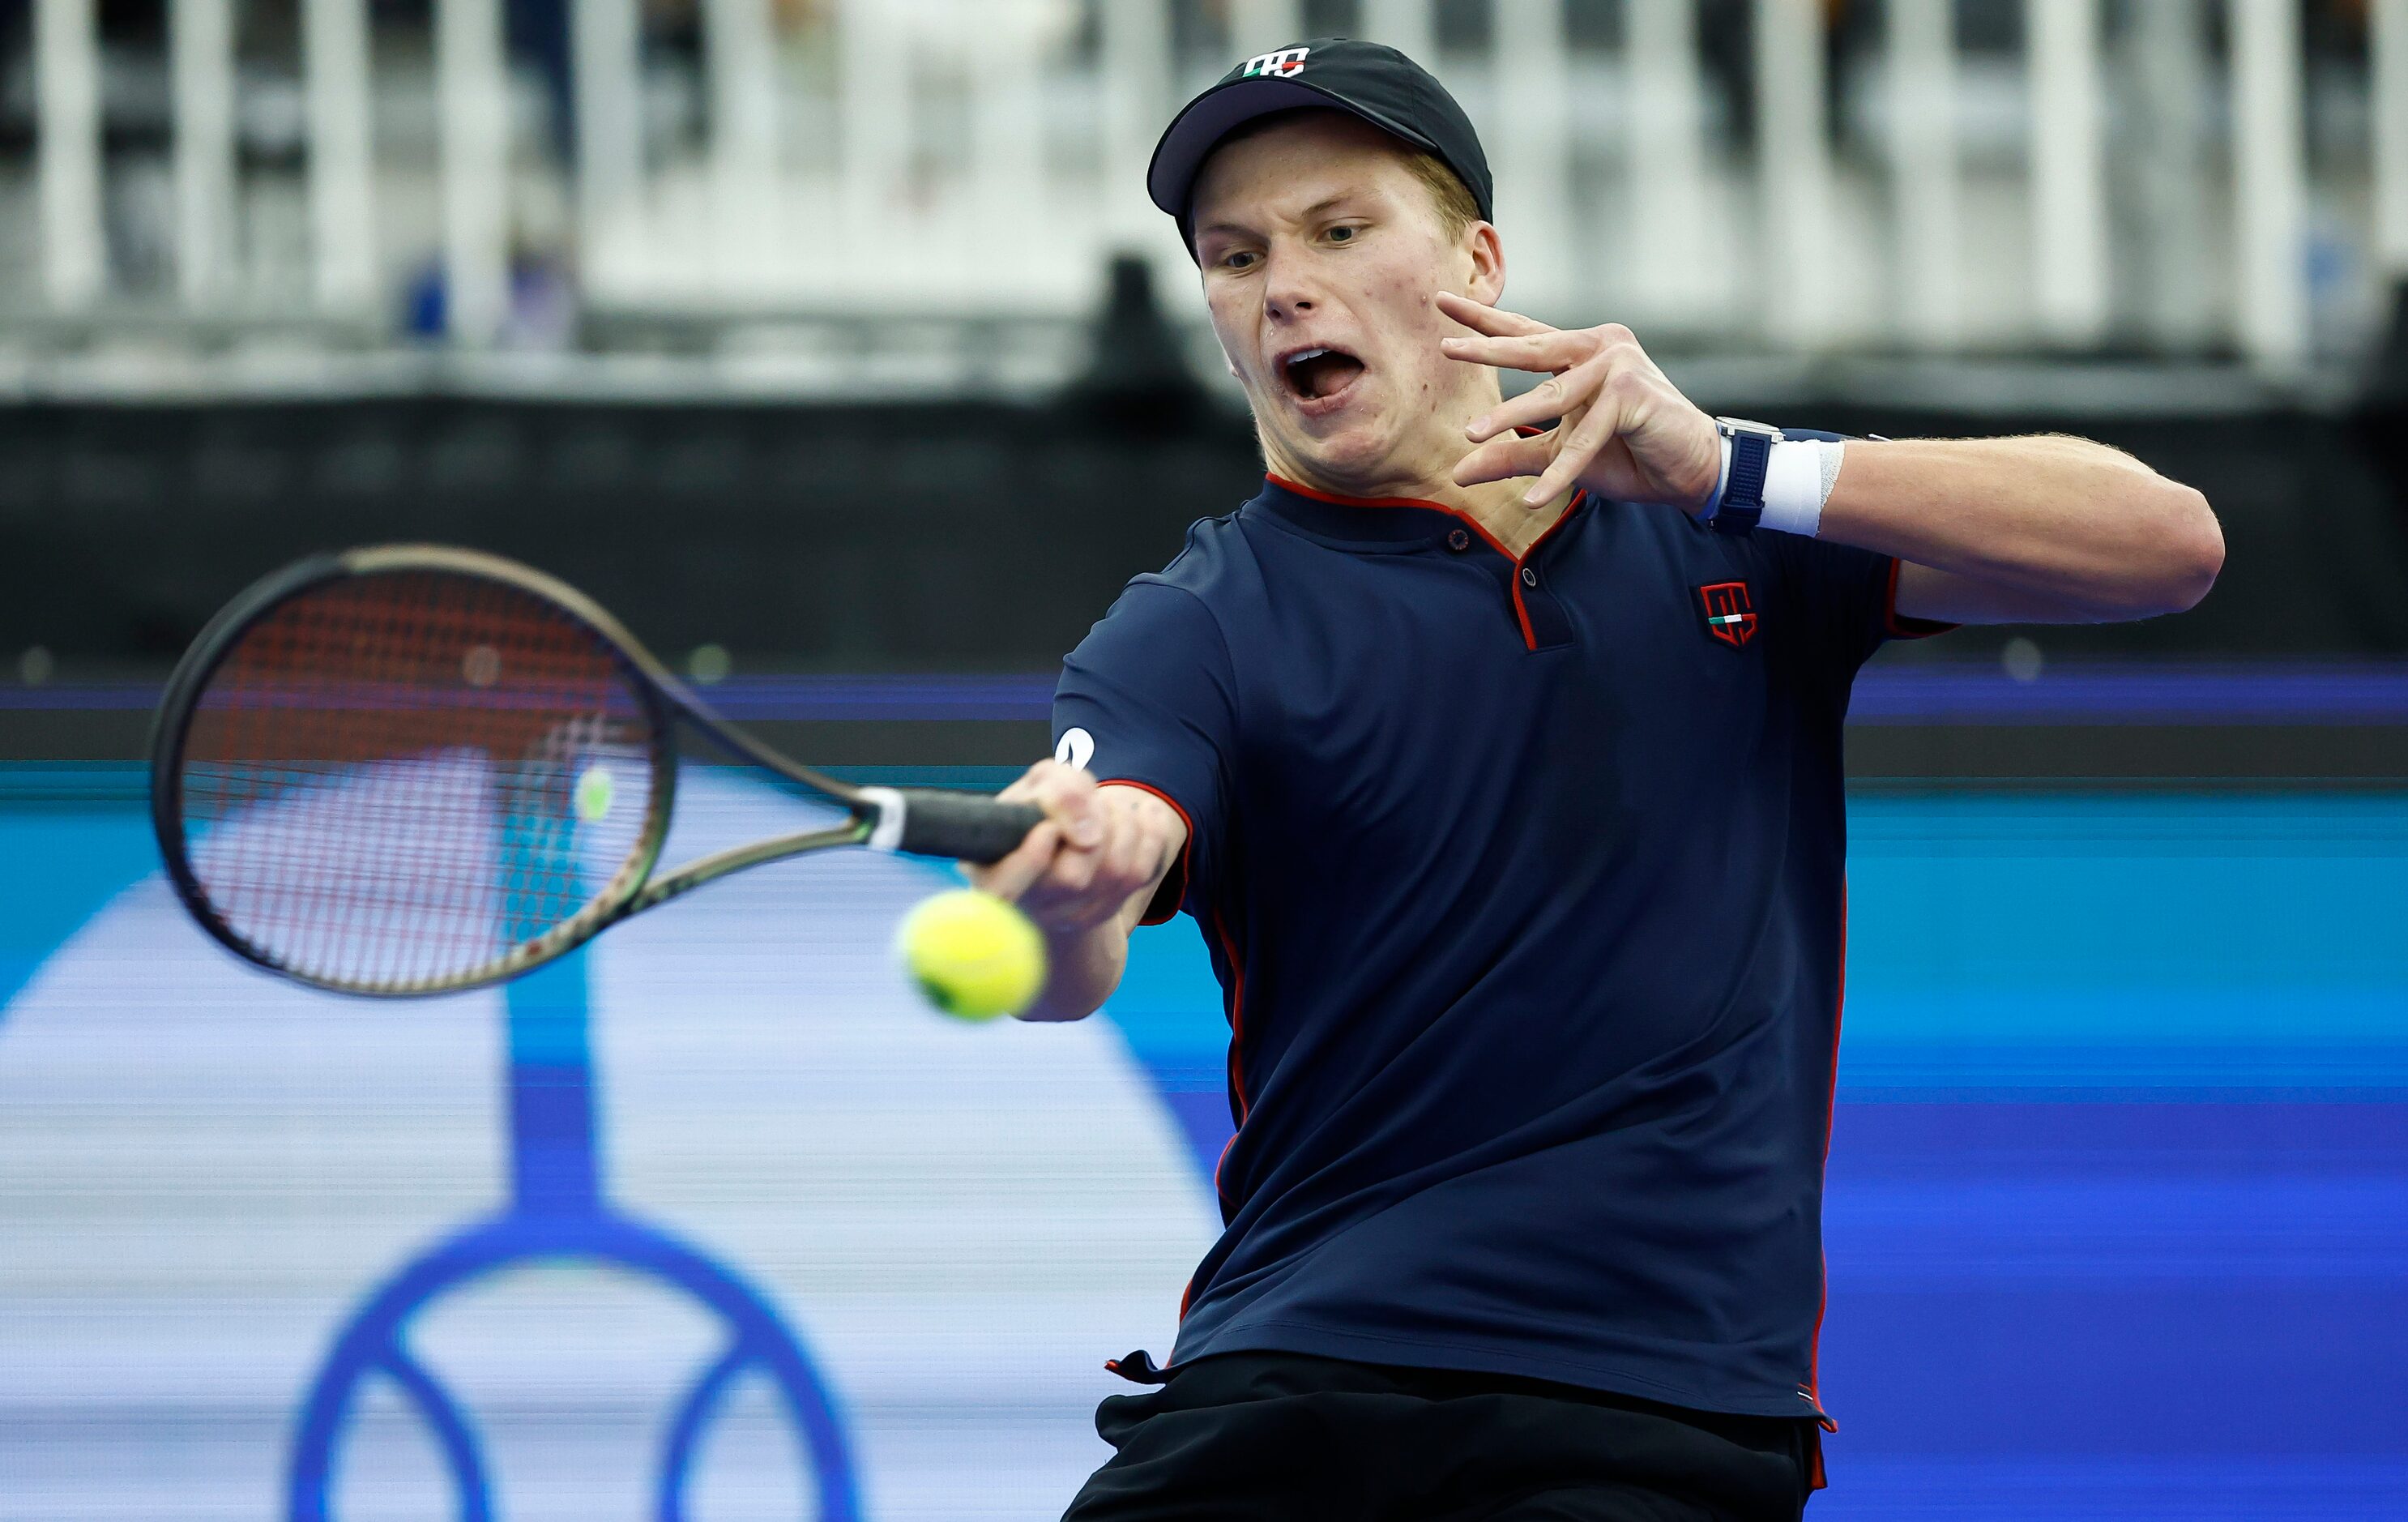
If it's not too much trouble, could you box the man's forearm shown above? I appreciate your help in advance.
[1817,435,2223,623]
[1017,905,1141,1023]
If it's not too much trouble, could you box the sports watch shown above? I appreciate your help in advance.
[1705,417,1783,536]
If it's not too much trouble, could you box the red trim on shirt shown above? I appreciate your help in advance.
[1264,473,1587,652]
[1266,472,1518,558]
[1882,556,1960,640]
[1096,779,1246,1244]
[1802,880,1849,1462]
[1208,906,1249,1125]
[1202,908,1251,1267]
[1510,490,1586,648]
[1506,583,1539,646]
[1096,779,1194,927]
[1208,1132,1240,1227]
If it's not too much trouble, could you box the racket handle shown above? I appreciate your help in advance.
[861,788,1046,864]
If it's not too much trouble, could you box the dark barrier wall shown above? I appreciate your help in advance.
[4,393,2406,669]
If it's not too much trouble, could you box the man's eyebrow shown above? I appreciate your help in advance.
[1195,194,1366,243]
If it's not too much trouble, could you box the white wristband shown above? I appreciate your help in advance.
[1753,438,1842,537]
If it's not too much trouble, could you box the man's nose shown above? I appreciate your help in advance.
[1264,259,1317,321]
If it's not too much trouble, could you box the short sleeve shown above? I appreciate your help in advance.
[1765,535,1958,675]
[1752,427,1956,674]
[1052,579,1238,926]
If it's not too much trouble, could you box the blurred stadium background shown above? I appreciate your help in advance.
[2,0,2406,1518]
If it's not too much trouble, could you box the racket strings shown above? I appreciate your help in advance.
[204,586,637,985]
[177,571,658,992]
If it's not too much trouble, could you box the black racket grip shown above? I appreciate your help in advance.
[890,789,1046,864]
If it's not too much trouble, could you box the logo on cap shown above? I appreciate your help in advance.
[1240,47,1310,79]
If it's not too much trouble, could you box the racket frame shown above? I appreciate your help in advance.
[151,545,902,996]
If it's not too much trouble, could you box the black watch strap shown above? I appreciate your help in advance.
[1712,428,1772,537]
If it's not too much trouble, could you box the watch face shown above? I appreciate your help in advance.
[1717,416,1782,438]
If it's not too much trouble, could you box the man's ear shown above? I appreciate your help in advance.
[1464,221,1505,308]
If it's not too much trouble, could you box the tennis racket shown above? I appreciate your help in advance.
[150,544,1044,998]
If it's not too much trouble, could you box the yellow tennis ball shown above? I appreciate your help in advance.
[574,764,615,823]
[895,889,1047,1022]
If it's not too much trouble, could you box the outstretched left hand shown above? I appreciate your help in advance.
[1438,292,1723,513]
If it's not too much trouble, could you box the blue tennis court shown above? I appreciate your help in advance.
[3,771,2398,1517]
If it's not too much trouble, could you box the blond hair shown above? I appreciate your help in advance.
[1398,146,1482,242]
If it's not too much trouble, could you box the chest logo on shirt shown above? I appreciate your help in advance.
[1696,580,1759,648]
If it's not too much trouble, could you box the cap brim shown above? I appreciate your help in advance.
[1146,75,1445,220]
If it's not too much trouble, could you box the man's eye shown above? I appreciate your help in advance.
[1223,250,1259,271]
[1327,226,1356,243]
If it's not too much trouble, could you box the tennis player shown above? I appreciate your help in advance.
[971,40,2222,1522]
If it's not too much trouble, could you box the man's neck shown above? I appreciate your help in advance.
[1264,442,1574,559]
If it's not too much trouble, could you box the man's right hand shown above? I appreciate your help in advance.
[964,761,1186,1019]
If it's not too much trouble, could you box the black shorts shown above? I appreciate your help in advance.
[1062,1352,1818,1522]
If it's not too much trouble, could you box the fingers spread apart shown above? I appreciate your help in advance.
[1467,355,1614,442]
[1452,431,1556,490]
[1433,291,1556,340]
[1441,328,1598,375]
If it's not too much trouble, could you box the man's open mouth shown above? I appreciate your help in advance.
[1280,346,1366,403]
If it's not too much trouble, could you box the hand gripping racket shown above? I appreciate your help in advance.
[150,545,1044,997]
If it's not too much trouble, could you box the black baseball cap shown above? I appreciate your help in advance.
[1146,38,1494,257]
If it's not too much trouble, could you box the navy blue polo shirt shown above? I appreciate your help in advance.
[1052,442,1950,1421]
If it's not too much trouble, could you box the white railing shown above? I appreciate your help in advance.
[6,0,2408,372]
